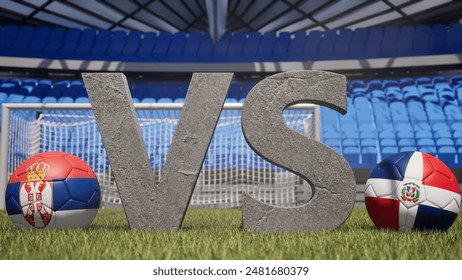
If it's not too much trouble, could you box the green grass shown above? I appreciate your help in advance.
[0,208,461,259]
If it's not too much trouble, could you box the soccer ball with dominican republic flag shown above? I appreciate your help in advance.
[365,152,460,231]
[5,152,100,229]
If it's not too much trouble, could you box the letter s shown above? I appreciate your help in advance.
[241,70,356,232]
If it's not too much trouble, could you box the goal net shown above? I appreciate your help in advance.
[0,103,319,209]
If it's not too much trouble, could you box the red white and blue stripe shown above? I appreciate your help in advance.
[365,152,460,231]
[5,152,100,229]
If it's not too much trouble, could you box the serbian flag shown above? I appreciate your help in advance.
[5,152,100,229]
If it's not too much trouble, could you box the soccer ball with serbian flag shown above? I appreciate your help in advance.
[365,152,460,231]
[5,152,100,229]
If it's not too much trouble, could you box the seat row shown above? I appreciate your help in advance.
[1,76,462,168]
[0,23,461,62]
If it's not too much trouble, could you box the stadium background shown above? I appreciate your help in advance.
[0,0,461,209]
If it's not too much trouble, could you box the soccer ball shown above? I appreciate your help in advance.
[365,151,460,231]
[5,152,100,229]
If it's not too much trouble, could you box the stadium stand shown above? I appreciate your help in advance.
[1,23,462,62]
[1,74,461,170]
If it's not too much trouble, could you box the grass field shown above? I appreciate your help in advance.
[0,208,461,260]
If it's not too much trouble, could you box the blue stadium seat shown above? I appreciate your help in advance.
[355,99,373,124]
[425,102,446,125]
[419,146,437,155]
[390,102,409,124]
[429,24,447,54]
[350,79,366,91]
[361,138,376,147]
[303,30,322,60]
[417,138,436,148]
[436,85,456,106]
[451,122,462,132]
[415,123,431,132]
[60,28,82,58]
[349,28,367,59]
[10,26,35,56]
[438,146,457,167]
[362,146,378,167]
[418,84,439,103]
[242,32,261,60]
[456,138,462,148]
[436,138,455,147]
[334,29,352,59]
[380,26,398,57]
[131,83,147,103]
[416,76,432,85]
[403,86,420,102]
[197,33,213,60]
[415,130,433,139]
[381,146,398,159]
[226,84,241,103]
[324,139,341,147]
[121,31,141,59]
[257,32,276,60]
[106,30,128,59]
[74,29,97,58]
[432,122,451,132]
[343,138,359,147]
[42,27,65,58]
[371,89,386,103]
[367,80,383,91]
[227,32,246,59]
[288,31,307,60]
[182,32,202,60]
[213,32,232,59]
[175,83,188,102]
[396,25,414,56]
[28,26,50,57]
[385,85,403,102]
[406,101,428,124]
[443,104,462,125]
[379,130,395,139]
[273,32,291,59]
[0,25,19,52]
[365,27,383,58]
[90,29,112,58]
[396,122,413,133]
[446,23,462,54]
[137,32,157,59]
[360,131,376,139]
[380,138,397,147]
[412,25,431,55]
[398,138,416,148]
[152,31,172,61]
[400,146,416,153]
[399,77,415,87]
[434,130,452,139]
[318,29,337,60]
[163,32,187,59]
[343,147,360,168]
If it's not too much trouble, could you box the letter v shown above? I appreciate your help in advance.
[83,73,233,230]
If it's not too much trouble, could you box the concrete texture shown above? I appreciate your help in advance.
[83,73,157,229]
[241,70,356,232]
[83,72,232,230]
[153,73,233,229]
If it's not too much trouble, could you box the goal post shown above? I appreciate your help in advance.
[0,102,320,209]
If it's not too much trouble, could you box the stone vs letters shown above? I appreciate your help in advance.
[82,70,356,233]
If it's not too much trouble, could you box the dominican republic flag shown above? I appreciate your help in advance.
[365,152,460,231]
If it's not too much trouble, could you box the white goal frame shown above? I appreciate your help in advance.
[0,102,320,209]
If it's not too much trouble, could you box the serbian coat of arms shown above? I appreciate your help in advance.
[19,162,53,228]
